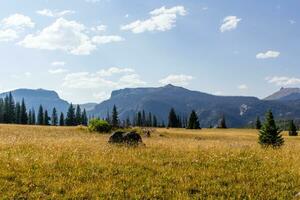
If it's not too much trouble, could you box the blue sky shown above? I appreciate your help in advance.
[0,0,299,103]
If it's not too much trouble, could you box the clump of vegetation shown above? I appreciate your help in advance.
[258,110,284,148]
[88,119,112,133]
[187,110,201,129]
[288,120,298,136]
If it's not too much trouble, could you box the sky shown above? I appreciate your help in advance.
[0,0,299,104]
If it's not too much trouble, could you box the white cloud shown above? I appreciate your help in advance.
[256,50,280,59]
[92,35,124,44]
[266,76,300,86]
[1,14,35,29]
[0,14,34,42]
[19,18,95,55]
[0,29,18,41]
[49,68,68,74]
[51,61,65,66]
[36,9,75,18]
[91,25,107,32]
[238,84,248,90]
[121,6,186,33]
[220,16,241,32]
[159,74,194,86]
[19,18,123,55]
[97,67,134,77]
[62,67,144,90]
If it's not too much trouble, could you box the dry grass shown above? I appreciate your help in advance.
[0,125,299,199]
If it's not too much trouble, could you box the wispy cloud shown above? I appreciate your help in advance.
[220,16,241,32]
[121,6,187,33]
[256,50,280,59]
[159,74,194,86]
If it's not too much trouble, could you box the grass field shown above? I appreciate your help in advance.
[0,125,299,199]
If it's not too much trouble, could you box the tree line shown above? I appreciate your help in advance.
[0,93,87,126]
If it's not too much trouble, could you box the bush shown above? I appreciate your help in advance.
[88,119,112,133]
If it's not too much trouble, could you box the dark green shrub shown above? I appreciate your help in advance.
[88,119,112,133]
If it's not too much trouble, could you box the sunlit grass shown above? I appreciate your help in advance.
[0,125,299,199]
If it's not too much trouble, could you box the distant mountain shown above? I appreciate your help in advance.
[0,89,69,114]
[89,84,300,127]
[79,103,97,112]
[265,87,300,101]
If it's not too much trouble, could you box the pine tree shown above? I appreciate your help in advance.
[15,102,21,124]
[75,105,82,125]
[37,105,44,125]
[288,120,298,136]
[168,108,179,128]
[255,116,262,129]
[51,108,58,126]
[66,104,76,126]
[0,98,4,123]
[20,99,28,124]
[59,112,65,126]
[258,110,284,148]
[218,115,227,129]
[153,115,158,127]
[142,110,146,126]
[111,105,119,128]
[137,112,142,126]
[187,110,201,129]
[81,109,88,126]
[31,109,36,125]
[43,110,50,125]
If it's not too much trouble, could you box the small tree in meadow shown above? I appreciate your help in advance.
[258,110,284,148]
[218,115,227,129]
[288,120,298,136]
[187,110,201,129]
[111,105,119,128]
[255,116,262,129]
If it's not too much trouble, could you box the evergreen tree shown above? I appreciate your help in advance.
[51,108,58,126]
[66,104,76,126]
[31,109,36,125]
[43,110,50,125]
[187,110,201,129]
[75,105,82,125]
[168,108,179,128]
[288,120,298,136]
[81,109,88,126]
[59,112,65,126]
[28,110,32,125]
[111,105,119,128]
[218,115,227,129]
[37,105,44,125]
[137,112,142,126]
[20,99,28,124]
[125,117,131,128]
[258,110,284,148]
[153,115,158,127]
[15,102,21,124]
[255,116,262,129]
[0,98,4,123]
[142,110,146,126]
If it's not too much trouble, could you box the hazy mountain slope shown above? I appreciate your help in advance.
[265,87,300,101]
[0,89,69,114]
[89,84,300,127]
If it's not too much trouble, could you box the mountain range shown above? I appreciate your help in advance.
[1,86,300,127]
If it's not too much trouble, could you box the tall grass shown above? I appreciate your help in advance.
[0,125,299,199]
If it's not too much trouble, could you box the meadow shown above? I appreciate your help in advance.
[0,125,299,199]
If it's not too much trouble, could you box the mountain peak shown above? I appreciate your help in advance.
[265,87,300,101]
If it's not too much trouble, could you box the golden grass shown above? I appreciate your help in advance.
[0,125,299,199]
